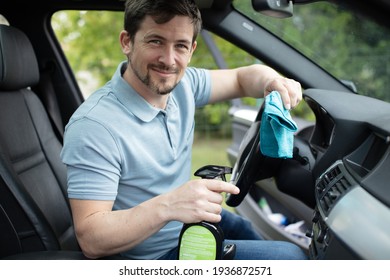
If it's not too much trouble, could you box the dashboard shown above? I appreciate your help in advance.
[303,89,390,259]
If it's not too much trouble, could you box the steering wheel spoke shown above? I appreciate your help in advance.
[226,107,284,207]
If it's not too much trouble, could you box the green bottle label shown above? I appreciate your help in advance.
[178,225,217,260]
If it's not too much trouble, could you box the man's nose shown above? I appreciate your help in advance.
[158,45,176,66]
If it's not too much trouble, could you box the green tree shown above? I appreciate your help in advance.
[52,11,124,88]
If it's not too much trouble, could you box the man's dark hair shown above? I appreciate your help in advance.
[124,0,202,43]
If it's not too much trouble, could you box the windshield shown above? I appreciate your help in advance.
[234,0,390,102]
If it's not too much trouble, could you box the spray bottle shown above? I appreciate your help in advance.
[178,165,236,260]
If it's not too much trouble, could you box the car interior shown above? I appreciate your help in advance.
[0,23,86,260]
[0,0,389,260]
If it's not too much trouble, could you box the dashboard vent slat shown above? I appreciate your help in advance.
[316,163,354,215]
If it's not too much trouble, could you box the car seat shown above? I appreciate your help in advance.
[0,24,85,259]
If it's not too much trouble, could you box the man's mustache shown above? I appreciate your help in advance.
[149,63,179,74]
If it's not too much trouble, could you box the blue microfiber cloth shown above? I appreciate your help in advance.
[260,91,298,158]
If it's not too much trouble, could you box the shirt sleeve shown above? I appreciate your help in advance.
[184,67,212,107]
[60,117,121,201]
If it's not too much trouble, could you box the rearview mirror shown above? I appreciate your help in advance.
[252,0,293,18]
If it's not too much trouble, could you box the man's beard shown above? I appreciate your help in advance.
[129,59,180,96]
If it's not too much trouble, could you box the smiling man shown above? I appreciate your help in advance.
[60,0,306,260]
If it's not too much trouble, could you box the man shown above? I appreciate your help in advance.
[61,0,306,260]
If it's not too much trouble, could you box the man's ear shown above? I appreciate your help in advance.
[120,30,132,55]
[188,41,197,63]
[191,40,197,53]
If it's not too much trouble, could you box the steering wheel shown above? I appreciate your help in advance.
[225,105,284,207]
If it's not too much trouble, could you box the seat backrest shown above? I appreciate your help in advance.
[0,24,80,258]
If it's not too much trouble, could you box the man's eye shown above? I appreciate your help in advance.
[177,44,189,49]
[149,40,162,45]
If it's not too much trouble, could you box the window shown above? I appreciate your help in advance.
[52,11,124,98]
[234,0,390,102]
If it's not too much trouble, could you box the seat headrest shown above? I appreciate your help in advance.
[0,24,40,91]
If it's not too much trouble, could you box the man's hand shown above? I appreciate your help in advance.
[264,77,302,110]
[162,179,240,224]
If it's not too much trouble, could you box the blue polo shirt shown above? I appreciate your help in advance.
[60,61,211,259]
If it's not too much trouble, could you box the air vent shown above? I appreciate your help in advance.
[316,163,353,215]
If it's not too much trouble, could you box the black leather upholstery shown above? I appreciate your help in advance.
[0,24,80,259]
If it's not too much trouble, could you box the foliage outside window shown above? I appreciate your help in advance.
[234,0,390,102]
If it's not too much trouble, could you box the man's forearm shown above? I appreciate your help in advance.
[70,197,169,259]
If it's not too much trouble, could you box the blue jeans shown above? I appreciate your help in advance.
[159,209,308,260]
